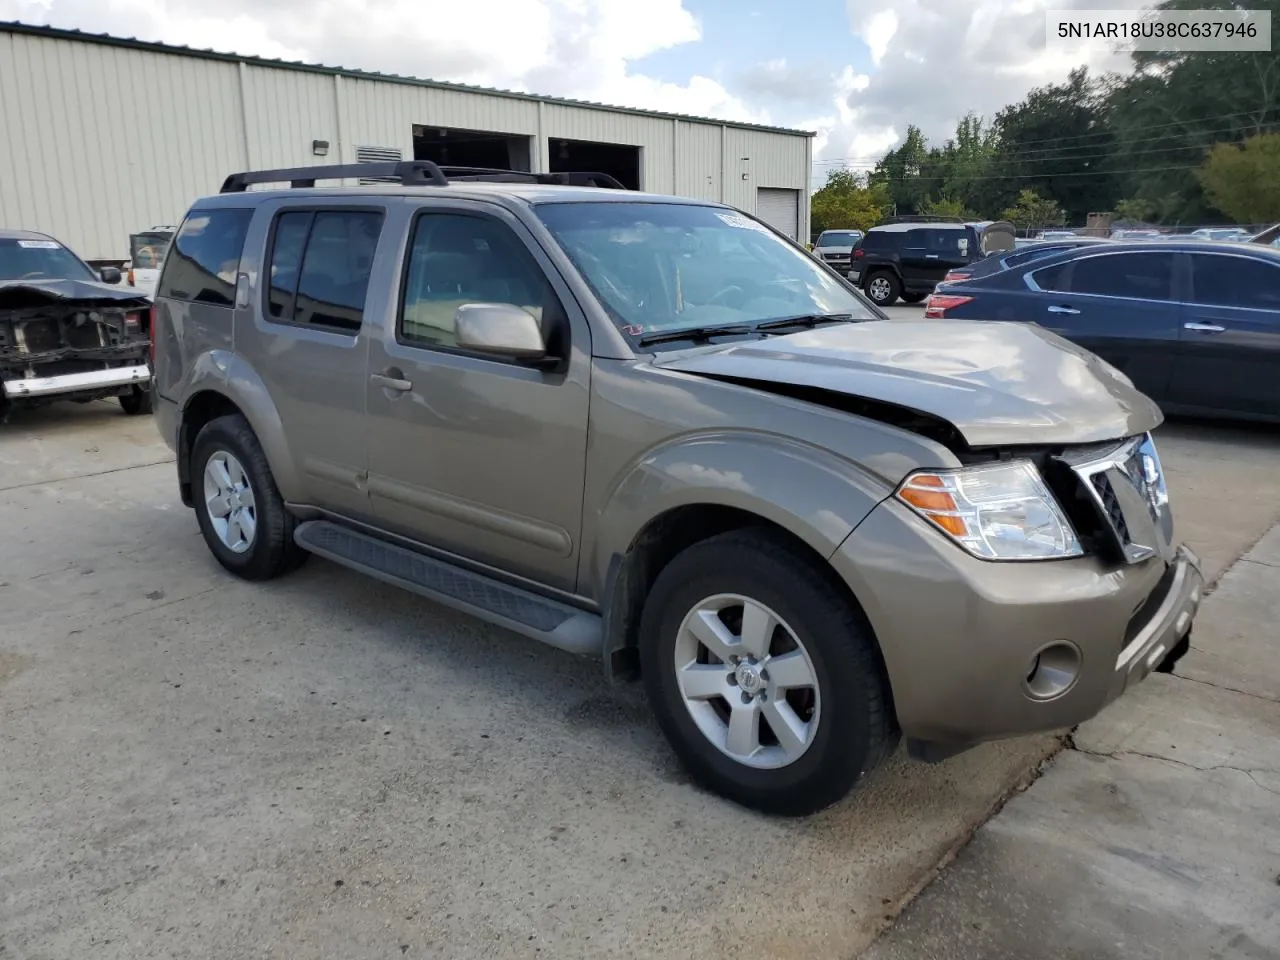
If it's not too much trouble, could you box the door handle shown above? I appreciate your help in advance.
[925,254,939,259]
[1184,321,1225,334]
[1047,305,1080,315]
[370,371,413,391]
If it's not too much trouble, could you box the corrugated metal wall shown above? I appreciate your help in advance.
[0,29,811,261]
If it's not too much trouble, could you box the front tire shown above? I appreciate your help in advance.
[191,413,308,581]
[119,385,153,415]
[639,528,897,816]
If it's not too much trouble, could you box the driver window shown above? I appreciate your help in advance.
[399,212,560,349]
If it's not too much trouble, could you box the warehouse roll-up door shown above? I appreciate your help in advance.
[755,188,800,240]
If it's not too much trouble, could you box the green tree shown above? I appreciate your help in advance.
[987,68,1116,222]
[1112,198,1156,223]
[873,125,930,214]
[1001,189,1066,229]
[810,169,891,235]
[1105,0,1280,221]
[921,195,976,219]
[937,113,998,213]
[1197,133,1280,223]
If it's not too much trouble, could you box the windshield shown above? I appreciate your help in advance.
[0,237,98,283]
[817,231,860,246]
[130,231,173,270]
[534,202,877,340]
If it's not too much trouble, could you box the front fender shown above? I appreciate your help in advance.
[184,350,304,501]
[589,430,892,597]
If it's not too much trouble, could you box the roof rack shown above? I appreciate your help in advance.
[219,161,629,193]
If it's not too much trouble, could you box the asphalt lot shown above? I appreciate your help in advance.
[2,379,1278,959]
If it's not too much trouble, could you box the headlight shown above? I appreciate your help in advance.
[895,461,1082,560]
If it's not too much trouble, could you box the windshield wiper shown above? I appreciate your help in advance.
[636,324,755,347]
[754,313,859,332]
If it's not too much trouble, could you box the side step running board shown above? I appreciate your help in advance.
[294,520,603,657]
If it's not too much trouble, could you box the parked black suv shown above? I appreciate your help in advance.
[850,218,1015,306]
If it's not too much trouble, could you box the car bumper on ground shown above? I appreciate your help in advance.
[830,497,1204,749]
[2,363,151,400]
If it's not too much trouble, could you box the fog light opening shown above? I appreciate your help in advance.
[1024,641,1082,701]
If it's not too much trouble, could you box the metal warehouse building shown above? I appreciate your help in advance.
[0,22,813,264]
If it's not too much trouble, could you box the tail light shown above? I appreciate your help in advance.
[942,270,969,282]
[924,294,974,319]
[853,248,865,259]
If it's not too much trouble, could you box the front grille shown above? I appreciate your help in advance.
[1090,474,1131,545]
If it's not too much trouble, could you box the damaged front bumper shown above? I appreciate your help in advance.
[3,362,151,399]
[1,282,150,407]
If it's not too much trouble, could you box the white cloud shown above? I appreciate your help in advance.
[812,0,1147,167]
[0,0,766,124]
[858,9,898,66]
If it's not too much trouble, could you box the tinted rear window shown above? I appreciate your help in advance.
[264,209,384,332]
[905,228,968,251]
[1191,254,1280,311]
[157,209,253,306]
[862,231,896,249]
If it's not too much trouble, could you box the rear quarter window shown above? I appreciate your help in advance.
[157,208,254,307]
[862,231,895,250]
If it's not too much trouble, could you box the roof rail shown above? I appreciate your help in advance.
[220,161,448,192]
[219,161,629,193]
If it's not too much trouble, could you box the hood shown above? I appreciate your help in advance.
[652,319,1162,448]
[0,278,150,310]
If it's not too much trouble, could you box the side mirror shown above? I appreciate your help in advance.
[454,303,550,364]
[99,266,122,284]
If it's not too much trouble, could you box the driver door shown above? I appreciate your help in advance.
[363,200,592,592]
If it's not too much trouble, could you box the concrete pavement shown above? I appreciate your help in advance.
[864,522,1280,960]
[1,399,1277,960]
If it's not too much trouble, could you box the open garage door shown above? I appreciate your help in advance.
[413,126,532,171]
[756,188,800,240]
[549,138,641,190]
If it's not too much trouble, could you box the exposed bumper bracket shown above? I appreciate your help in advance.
[2,363,151,399]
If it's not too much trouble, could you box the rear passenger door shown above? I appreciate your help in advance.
[1167,251,1280,417]
[238,200,391,520]
[363,200,591,592]
[1027,250,1180,403]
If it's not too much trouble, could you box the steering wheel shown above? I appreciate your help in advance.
[707,285,747,308]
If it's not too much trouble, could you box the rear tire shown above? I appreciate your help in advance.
[191,413,308,581]
[639,528,897,816]
[864,270,901,307]
[119,386,153,415]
